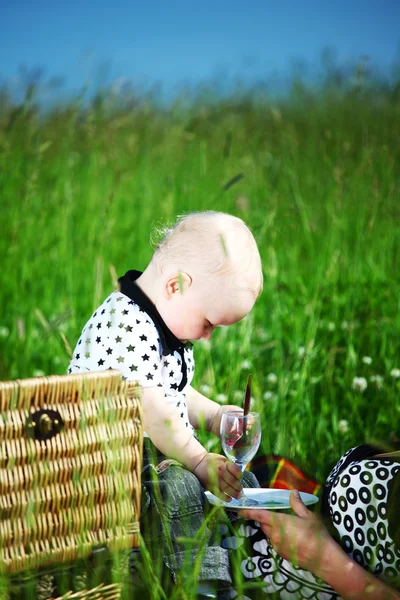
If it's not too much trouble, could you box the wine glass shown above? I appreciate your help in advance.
[220,411,261,507]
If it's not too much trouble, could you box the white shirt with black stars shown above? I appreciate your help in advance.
[68,291,195,435]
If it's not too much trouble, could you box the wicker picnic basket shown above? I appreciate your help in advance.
[0,370,143,599]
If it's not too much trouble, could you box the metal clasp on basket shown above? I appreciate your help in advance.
[26,409,64,441]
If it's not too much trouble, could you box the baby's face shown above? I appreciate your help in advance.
[159,274,255,342]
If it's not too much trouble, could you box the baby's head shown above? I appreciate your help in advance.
[146,211,263,342]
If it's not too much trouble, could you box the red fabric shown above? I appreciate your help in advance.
[249,454,322,496]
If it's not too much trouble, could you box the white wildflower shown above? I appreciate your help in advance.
[200,384,211,395]
[53,356,63,366]
[352,377,368,393]
[390,369,400,379]
[298,346,306,359]
[0,326,10,338]
[341,320,349,330]
[266,373,278,385]
[240,359,251,370]
[233,390,243,401]
[338,419,349,434]
[216,393,228,403]
[370,374,384,389]
[32,369,45,377]
[256,328,269,342]
[362,356,372,365]
[263,391,276,401]
[327,322,336,332]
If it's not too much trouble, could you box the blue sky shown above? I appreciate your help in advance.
[1,0,399,99]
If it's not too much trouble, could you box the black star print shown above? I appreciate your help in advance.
[93,312,97,317]
[76,353,80,360]
[150,345,157,351]
[169,371,174,377]
[118,322,124,329]
[146,319,151,324]
[129,365,138,372]
[140,334,147,341]
[122,309,128,315]
[106,321,112,328]
[117,356,125,364]
[177,401,181,407]
[106,348,112,355]
[180,413,184,418]
[89,324,93,329]
[136,319,141,324]
[96,337,101,343]
[121,375,127,381]
[107,298,111,303]
[170,383,178,390]
[101,309,106,315]
[164,360,169,367]
[153,364,158,370]
[177,359,181,366]
[157,383,163,388]
[98,359,105,366]
[116,296,123,302]
[78,339,82,345]
[142,354,149,361]
[125,325,133,333]
[115,336,122,343]
[146,373,154,380]
[110,308,116,315]
[96,323,101,330]
[128,300,134,305]
[127,345,135,352]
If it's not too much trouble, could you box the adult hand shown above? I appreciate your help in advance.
[239,490,333,575]
[193,452,242,500]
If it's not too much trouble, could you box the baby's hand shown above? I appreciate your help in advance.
[193,453,242,500]
[211,405,243,437]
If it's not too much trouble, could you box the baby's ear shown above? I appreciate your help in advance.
[167,272,192,295]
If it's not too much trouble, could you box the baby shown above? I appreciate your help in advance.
[68,210,263,592]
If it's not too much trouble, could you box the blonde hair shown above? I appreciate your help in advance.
[151,211,263,298]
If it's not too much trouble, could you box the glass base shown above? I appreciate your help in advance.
[227,494,258,507]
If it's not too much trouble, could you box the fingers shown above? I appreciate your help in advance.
[219,462,242,499]
[238,509,275,524]
[290,490,311,518]
[226,461,242,479]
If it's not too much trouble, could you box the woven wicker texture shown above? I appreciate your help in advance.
[0,371,143,575]
[53,582,122,600]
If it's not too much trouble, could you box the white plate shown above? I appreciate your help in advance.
[205,488,319,511]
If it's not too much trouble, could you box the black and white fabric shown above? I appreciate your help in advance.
[223,445,400,599]
[68,270,195,433]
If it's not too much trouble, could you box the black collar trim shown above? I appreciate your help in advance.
[118,269,192,357]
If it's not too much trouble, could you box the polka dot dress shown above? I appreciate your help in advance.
[68,289,195,434]
[225,446,400,599]
[328,453,400,582]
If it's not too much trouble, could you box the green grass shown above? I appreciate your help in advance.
[0,80,399,597]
